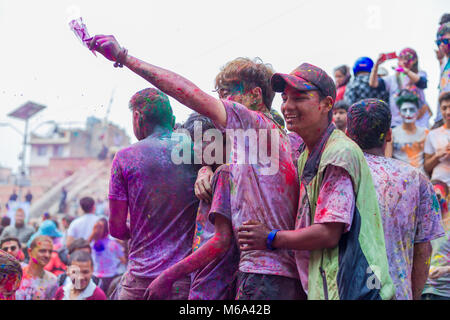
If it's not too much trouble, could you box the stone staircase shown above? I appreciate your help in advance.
[29,160,111,218]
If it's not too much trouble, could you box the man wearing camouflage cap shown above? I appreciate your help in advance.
[238,63,395,300]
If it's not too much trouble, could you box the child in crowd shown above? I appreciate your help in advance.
[54,250,107,300]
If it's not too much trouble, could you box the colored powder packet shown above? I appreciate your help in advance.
[69,17,96,56]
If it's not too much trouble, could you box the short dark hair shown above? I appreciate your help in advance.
[439,91,450,106]
[439,13,450,25]
[68,249,93,266]
[347,99,391,150]
[0,237,21,249]
[334,100,350,112]
[1,216,11,227]
[181,112,216,141]
[334,65,350,76]
[68,238,91,255]
[62,215,75,225]
[79,197,95,213]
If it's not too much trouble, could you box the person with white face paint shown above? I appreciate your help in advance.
[386,90,429,172]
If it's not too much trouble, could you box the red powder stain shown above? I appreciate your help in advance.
[280,160,296,185]
[315,207,329,221]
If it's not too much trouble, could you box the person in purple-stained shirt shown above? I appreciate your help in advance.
[189,164,239,300]
[346,99,445,300]
[176,113,239,300]
[108,88,199,300]
[88,35,302,300]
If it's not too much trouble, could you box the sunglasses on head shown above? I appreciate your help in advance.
[436,38,450,46]
[2,246,17,251]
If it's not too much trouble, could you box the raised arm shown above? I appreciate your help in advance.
[369,54,384,88]
[88,35,226,127]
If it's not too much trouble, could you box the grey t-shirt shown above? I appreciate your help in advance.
[1,224,35,244]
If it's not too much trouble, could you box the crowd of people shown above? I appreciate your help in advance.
[1,14,449,301]
[0,196,126,300]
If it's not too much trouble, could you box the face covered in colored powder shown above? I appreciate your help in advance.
[398,49,417,70]
[437,33,450,56]
[68,260,93,291]
[281,86,330,135]
[29,240,53,268]
[399,102,418,123]
[0,273,21,300]
[218,81,261,111]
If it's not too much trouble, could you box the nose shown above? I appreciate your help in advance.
[282,99,294,113]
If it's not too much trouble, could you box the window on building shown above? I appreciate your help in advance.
[37,145,47,156]
[53,145,63,157]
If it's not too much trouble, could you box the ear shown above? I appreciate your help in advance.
[251,87,263,99]
[385,128,392,143]
[133,110,140,122]
[320,96,334,113]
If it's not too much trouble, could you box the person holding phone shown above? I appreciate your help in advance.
[369,48,431,128]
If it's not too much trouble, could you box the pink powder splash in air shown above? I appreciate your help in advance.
[69,17,96,56]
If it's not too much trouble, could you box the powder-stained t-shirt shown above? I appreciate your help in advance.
[213,100,299,279]
[364,153,445,300]
[190,164,239,300]
[295,165,355,293]
[392,125,428,171]
[91,237,124,278]
[288,132,304,165]
[424,125,450,186]
[422,218,450,298]
[15,266,58,300]
[109,132,199,279]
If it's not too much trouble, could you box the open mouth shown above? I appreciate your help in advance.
[284,115,298,123]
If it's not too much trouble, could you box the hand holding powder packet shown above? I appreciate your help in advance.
[69,17,96,56]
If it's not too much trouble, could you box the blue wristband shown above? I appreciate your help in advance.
[266,229,280,251]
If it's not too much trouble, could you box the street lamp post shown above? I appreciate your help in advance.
[7,101,46,201]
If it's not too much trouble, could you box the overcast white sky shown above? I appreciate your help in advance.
[0,0,448,173]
